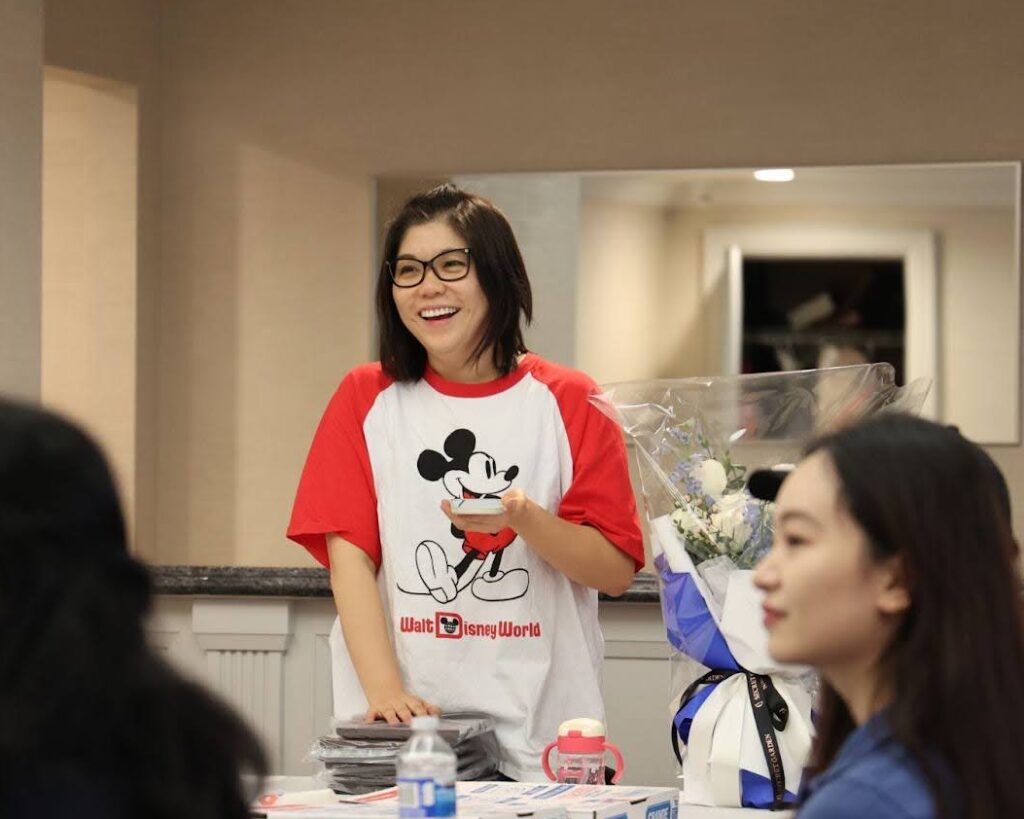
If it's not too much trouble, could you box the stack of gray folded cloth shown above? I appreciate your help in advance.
[312,711,500,794]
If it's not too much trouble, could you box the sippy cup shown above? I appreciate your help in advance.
[541,718,625,785]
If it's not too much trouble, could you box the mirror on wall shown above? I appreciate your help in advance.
[377,163,1021,444]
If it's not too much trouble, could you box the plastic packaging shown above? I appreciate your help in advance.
[541,717,624,784]
[397,715,457,818]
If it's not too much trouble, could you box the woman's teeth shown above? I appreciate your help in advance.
[420,307,459,320]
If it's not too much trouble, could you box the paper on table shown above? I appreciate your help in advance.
[255,789,341,807]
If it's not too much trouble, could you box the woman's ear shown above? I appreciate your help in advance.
[877,555,912,616]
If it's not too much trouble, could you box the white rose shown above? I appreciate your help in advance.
[712,493,753,545]
[715,493,748,515]
[693,458,728,498]
[671,506,703,533]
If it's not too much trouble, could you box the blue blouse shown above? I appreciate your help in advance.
[797,712,945,819]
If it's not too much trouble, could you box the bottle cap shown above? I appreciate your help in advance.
[410,715,440,730]
[558,717,605,737]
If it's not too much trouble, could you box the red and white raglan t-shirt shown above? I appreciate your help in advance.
[287,353,643,781]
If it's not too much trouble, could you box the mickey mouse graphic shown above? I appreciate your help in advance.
[398,428,530,603]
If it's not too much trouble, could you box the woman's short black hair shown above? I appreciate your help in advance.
[0,398,266,819]
[801,413,1024,818]
[375,183,533,381]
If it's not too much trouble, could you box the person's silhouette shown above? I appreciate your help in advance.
[0,398,266,819]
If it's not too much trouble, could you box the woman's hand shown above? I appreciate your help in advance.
[328,537,438,725]
[441,488,531,534]
[365,689,441,725]
[443,489,634,595]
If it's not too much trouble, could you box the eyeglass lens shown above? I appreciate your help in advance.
[391,249,470,287]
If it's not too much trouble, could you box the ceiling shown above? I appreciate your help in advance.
[580,163,1020,210]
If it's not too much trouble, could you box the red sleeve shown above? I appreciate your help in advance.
[536,362,645,572]
[286,365,391,569]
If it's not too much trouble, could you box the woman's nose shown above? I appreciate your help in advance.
[418,267,447,293]
[752,547,779,591]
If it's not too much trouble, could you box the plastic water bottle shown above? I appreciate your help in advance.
[397,715,457,818]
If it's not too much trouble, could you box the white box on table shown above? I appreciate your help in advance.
[458,782,679,819]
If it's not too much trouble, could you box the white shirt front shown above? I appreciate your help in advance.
[289,354,643,780]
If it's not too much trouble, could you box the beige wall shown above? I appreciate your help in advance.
[42,67,138,535]
[578,198,669,382]
[44,0,162,552]
[38,0,1024,564]
[1,0,42,401]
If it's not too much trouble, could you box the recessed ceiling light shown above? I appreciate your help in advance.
[753,168,795,182]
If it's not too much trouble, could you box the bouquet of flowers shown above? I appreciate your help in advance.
[664,419,773,569]
[597,364,928,809]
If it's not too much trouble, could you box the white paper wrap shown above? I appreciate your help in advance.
[653,516,814,807]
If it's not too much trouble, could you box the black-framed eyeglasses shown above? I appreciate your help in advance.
[386,248,472,288]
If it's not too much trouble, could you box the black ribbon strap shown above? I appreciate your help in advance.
[744,672,789,808]
[671,669,791,810]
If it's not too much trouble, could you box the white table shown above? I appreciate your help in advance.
[257,777,791,819]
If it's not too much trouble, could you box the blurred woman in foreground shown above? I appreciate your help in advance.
[0,398,266,819]
[752,413,1024,819]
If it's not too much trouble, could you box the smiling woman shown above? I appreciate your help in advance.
[388,220,494,383]
[285,184,644,783]
[376,186,534,384]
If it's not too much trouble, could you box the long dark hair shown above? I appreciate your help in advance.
[0,399,266,819]
[803,413,1024,818]
[376,183,533,381]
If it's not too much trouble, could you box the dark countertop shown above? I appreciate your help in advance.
[150,565,660,603]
